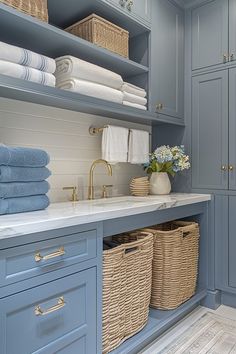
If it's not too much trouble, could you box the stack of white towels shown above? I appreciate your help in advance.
[121,82,147,110]
[0,41,56,87]
[54,55,147,109]
[102,125,149,164]
[54,56,124,104]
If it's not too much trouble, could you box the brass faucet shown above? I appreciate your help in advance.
[88,159,113,200]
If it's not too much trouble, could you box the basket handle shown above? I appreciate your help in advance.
[122,244,142,257]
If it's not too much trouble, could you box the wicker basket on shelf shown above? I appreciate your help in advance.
[0,0,48,22]
[102,231,153,353]
[65,13,129,58]
[143,221,200,310]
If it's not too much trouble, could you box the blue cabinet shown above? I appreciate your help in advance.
[229,0,236,63]
[215,195,236,291]
[150,0,184,120]
[0,268,97,354]
[229,67,236,189]
[192,0,228,70]
[192,71,229,189]
[0,229,97,287]
[103,0,151,25]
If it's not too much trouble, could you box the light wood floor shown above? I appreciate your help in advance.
[141,305,236,354]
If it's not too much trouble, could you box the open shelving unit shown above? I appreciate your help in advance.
[0,2,184,126]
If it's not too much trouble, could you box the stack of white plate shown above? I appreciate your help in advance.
[130,176,150,196]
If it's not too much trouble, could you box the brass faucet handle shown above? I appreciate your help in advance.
[63,186,79,202]
[102,185,113,199]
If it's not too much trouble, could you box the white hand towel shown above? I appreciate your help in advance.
[0,41,56,73]
[128,129,150,164]
[0,60,56,87]
[55,56,123,89]
[123,91,147,106]
[56,78,123,104]
[122,82,146,98]
[123,101,147,110]
[102,125,129,163]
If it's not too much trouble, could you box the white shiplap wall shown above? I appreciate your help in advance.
[0,98,151,202]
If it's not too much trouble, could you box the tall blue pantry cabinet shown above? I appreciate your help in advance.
[190,0,236,306]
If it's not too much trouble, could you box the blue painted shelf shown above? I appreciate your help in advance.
[0,75,185,126]
[0,3,148,78]
[111,288,207,354]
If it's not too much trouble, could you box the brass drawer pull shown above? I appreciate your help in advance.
[35,247,65,262]
[35,296,65,316]
[221,165,227,171]
[229,165,234,171]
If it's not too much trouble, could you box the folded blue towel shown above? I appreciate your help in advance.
[0,145,50,167]
[0,181,50,198]
[0,166,51,182]
[0,195,50,214]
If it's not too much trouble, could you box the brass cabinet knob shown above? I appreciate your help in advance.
[127,0,133,11]
[119,0,127,7]
[223,54,228,63]
[156,103,164,110]
[221,165,227,171]
[230,53,234,61]
[229,165,234,171]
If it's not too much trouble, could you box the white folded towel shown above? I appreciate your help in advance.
[0,41,56,73]
[56,78,123,104]
[123,91,147,106]
[123,101,147,111]
[128,129,150,164]
[102,125,129,164]
[122,82,147,98]
[0,60,56,87]
[55,56,123,89]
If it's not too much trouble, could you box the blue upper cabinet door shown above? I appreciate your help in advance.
[192,0,228,70]
[229,67,236,189]
[229,0,236,63]
[192,71,228,190]
[103,0,151,25]
[150,0,184,119]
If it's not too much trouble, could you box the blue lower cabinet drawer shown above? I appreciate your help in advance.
[0,229,97,287]
[0,267,97,354]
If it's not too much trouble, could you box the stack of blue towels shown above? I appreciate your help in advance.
[0,145,51,215]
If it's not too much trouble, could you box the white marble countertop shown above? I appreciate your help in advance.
[0,193,211,239]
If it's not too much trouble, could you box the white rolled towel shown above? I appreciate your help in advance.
[55,56,123,89]
[123,91,147,106]
[0,60,56,87]
[122,82,147,98]
[123,101,147,110]
[0,41,56,73]
[56,78,123,104]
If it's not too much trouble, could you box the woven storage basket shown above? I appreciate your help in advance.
[143,221,200,310]
[102,231,153,353]
[65,14,129,58]
[0,0,48,22]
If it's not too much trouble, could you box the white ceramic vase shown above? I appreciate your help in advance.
[149,172,171,195]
